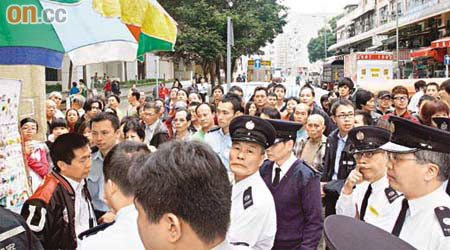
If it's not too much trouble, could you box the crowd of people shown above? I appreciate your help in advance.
[1,76,450,249]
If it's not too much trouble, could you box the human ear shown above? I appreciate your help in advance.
[165,213,182,243]
[424,163,440,182]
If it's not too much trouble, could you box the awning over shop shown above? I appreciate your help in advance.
[323,55,345,66]
[410,47,445,62]
[431,37,450,48]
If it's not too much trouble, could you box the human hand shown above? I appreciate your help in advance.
[342,168,363,195]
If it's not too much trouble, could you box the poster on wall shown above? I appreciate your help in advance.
[0,78,31,213]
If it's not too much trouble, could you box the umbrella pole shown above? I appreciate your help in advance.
[156,56,160,99]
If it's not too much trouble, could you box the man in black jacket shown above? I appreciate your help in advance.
[321,98,356,217]
[21,133,96,249]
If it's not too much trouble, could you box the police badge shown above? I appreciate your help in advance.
[245,120,255,130]
[356,131,365,141]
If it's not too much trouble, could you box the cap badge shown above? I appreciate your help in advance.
[356,131,365,141]
[245,121,255,130]
[443,218,450,226]
[441,122,448,130]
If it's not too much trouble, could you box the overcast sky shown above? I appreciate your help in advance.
[283,0,358,15]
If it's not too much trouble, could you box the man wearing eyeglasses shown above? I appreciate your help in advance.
[380,116,450,250]
[321,98,357,217]
[381,86,419,123]
[336,126,402,233]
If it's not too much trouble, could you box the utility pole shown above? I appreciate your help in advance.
[226,0,234,91]
[396,0,400,79]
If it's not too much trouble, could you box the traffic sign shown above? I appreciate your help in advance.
[445,55,450,65]
[255,59,261,69]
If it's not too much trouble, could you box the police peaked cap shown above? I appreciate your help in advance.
[229,115,276,148]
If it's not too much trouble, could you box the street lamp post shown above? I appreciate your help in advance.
[226,0,233,90]
[396,1,400,79]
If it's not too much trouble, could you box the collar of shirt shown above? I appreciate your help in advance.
[232,171,260,199]
[370,175,390,193]
[407,187,444,217]
[62,175,84,192]
[337,132,348,142]
[88,151,104,182]
[145,120,160,131]
[115,204,137,223]
[273,153,297,181]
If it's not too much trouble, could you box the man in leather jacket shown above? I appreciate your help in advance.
[21,133,96,249]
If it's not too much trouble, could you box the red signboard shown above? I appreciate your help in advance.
[431,37,450,48]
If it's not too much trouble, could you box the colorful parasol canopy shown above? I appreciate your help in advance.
[0,0,177,68]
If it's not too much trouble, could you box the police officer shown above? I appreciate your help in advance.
[336,126,402,233]
[205,93,243,178]
[380,116,450,250]
[0,207,43,250]
[433,117,450,194]
[260,119,323,249]
[216,115,277,249]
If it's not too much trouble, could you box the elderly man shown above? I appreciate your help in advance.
[380,116,450,249]
[217,116,277,249]
[49,91,65,119]
[336,126,402,233]
[294,114,327,172]
[46,100,57,136]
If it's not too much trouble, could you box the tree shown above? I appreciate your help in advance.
[307,15,341,63]
[158,0,287,84]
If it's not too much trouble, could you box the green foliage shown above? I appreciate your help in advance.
[158,0,287,79]
[307,15,342,63]
[45,83,62,93]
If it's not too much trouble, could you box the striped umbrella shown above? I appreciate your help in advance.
[0,0,177,68]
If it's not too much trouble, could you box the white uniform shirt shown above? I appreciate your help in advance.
[399,187,450,250]
[64,176,96,245]
[216,172,277,250]
[336,176,403,232]
[79,205,144,250]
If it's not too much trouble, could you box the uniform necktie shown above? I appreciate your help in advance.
[359,184,372,221]
[273,167,282,186]
[392,199,409,237]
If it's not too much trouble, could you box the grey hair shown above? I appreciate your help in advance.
[72,95,85,107]
[414,150,450,182]
[49,91,62,98]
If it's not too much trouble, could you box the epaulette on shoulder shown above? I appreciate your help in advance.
[435,206,450,237]
[78,221,115,240]
[30,174,60,204]
[207,127,221,133]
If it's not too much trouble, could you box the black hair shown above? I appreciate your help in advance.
[20,118,39,132]
[274,84,286,93]
[259,107,281,119]
[254,86,268,96]
[72,82,77,87]
[355,89,374,110]
[355,110,373,126]
[65,108,80,122]
[285,96,299,104]
[89,112,120,131]
[211,85,224,96]
[244,101,257,115]
[131,91,140,101]
[418,94,435,108]
[128,141,231,244]
[414,80,426,91]
[108,95,121,104]
[51,133,89,171]
[76,120,90,135]
[177,88,189,97]
[175,107,192,122]
[104,141,150,196]
[320,94,329,110]
[84,98,103,112]
[220,93,244,113]
[123,120,146,141]
[300,84,316,97]
[338,77,354,90]
[268,92,277,98]
[50,118,68,132]
[330,98,355,116]
[426,82,439,90]
[188,101,201,108]
[229,85,243,95]
[440,79,450,94]
[196,102,215,114]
